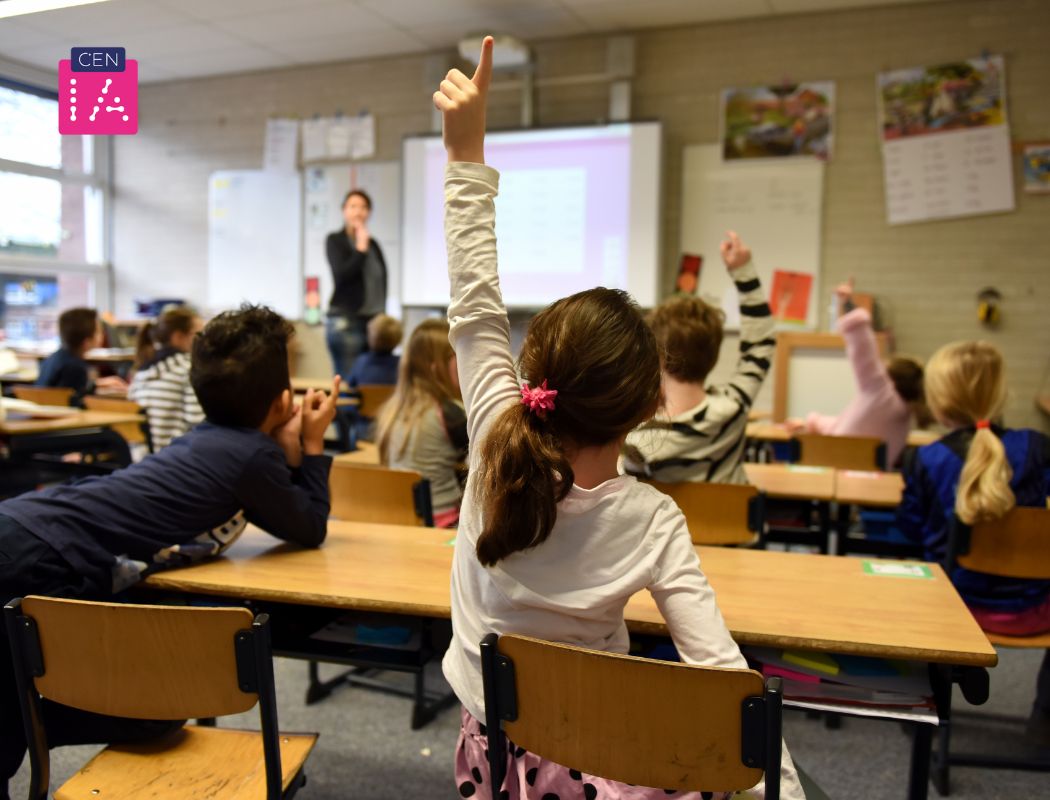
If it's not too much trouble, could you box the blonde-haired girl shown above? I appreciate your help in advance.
[375,318,467,528]
[898,341,1050,744]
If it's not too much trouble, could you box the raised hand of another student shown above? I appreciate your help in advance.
[301,375,341,456]
[432,35,493,164]
[273,402,303,468]
[835,276,855,304]
[720,230,752,271]
[96,375,128,391]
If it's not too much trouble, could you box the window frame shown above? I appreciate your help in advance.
[0,73,113,315]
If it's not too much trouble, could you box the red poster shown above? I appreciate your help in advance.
[770,270,813,324]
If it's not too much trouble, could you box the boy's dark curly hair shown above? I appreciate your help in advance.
[191,305,295,428]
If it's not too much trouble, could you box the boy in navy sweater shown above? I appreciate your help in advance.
[0,305,340,796]
[35,308,126,405]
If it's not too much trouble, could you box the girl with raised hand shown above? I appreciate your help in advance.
[435,36,804,800]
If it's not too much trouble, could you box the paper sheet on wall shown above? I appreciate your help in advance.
[326,119,352,159]
[680,144,823,329]
[263,118,299,172]
[301,118,328,163]
[877,55,1014,225]
[349,114,375,159]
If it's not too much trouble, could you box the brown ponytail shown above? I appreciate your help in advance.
[134,306,200,370]
[134,322,157,370]
[924,341,1014,524]
[474,288,661,566]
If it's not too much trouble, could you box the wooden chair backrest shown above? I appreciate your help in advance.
[329,461,426,525]
[83,396,147,444]
[956,507,1050,580]
[356,384,395,418]
[18,597,257,720]
[794,433,885,471]
[497,634,765,793]
[643,480,759,545]
[13,385,74,407]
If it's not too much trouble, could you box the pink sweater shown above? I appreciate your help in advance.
[805,308,910,468]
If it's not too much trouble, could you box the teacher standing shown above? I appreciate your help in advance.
[325,188,387,378]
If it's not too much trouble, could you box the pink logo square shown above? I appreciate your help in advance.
[58,59,138,135]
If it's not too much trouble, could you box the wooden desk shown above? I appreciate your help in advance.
[0,410,144,437]
[743,463,835,501]
[144,522,994,668]
[11,346,134,365]
[143,521,993,799]
[745,423,939,450]
[290,377,357,408]
[0,369,38,385]
[334,441,380,466]
[836,469,904,508]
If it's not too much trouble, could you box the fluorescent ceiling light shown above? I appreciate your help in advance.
[0,0,113,20]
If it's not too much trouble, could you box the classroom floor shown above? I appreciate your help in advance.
[11,648,1047,798]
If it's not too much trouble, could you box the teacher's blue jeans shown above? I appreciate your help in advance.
[325,314,368,380]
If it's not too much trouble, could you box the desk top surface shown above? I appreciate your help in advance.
[743,462,836,501]
[745,423,939,449]
[835,470,905,507]
[143,522,996,668]
[0,409,144,436]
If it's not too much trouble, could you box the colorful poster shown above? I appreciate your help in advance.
[721,82,834,161]
[877,55,1014,225]
[877,55,1006,141]
[1022,143,1050,194]
[770,270,813,325]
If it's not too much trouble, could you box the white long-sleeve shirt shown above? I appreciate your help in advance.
[439,161,802,799]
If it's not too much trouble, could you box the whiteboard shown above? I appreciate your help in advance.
[680,144,824,328]
[302,161,401,317]
[207,170,302,319]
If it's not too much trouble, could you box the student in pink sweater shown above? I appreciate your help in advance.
[796,281,929,469]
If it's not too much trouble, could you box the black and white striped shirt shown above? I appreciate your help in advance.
[127,349,205,449]
[624,261,775,484]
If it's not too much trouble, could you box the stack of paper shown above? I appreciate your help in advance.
[744,647,937,723]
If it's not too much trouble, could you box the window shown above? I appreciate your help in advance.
[0,78,109,345]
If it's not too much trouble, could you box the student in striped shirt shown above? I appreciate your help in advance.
[623,231,774,484]
[128,306,205,449]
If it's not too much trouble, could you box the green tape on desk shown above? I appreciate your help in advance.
[862,560,933,579]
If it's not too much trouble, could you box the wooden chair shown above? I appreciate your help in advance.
[4,596,316,800]
[354,383,395,418]
[329,461,433,526]
[480,633,784,799]
[791,433,886,471]
[311,462,446,725]
[933,507,1050,789]
[83,395,154,452]
[12,385,74,407]
[643,480,766,546]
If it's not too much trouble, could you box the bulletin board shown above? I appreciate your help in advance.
[680,143,824,329]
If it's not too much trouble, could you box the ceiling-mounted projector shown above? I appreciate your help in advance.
[458,34,531,69]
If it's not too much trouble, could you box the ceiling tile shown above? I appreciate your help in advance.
[359,0,562,28]
[211,2,397,46]
[0,19,59,51]
[1,42,72,73]
[14,0,190,38]
[116,24,254,60]
[153,0,311,22]
[406,7,590,48]
[267,29,427,65]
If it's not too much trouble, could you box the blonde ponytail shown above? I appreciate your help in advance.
[956,425,1014,524]
[924,341,1015,524]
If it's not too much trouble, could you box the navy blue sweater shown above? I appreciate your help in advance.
[898,426,1050,611]
[36,347,92,405]
[1,422,331,594]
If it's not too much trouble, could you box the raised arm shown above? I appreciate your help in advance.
[837,307,890,395]
[435,37,519,448]
[721,231,775,407]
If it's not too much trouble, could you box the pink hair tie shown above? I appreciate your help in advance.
[520,379,557,416]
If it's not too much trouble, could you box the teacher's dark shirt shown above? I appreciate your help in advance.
[325,230,387,317]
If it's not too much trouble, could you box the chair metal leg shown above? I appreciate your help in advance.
[932,725,951,796]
